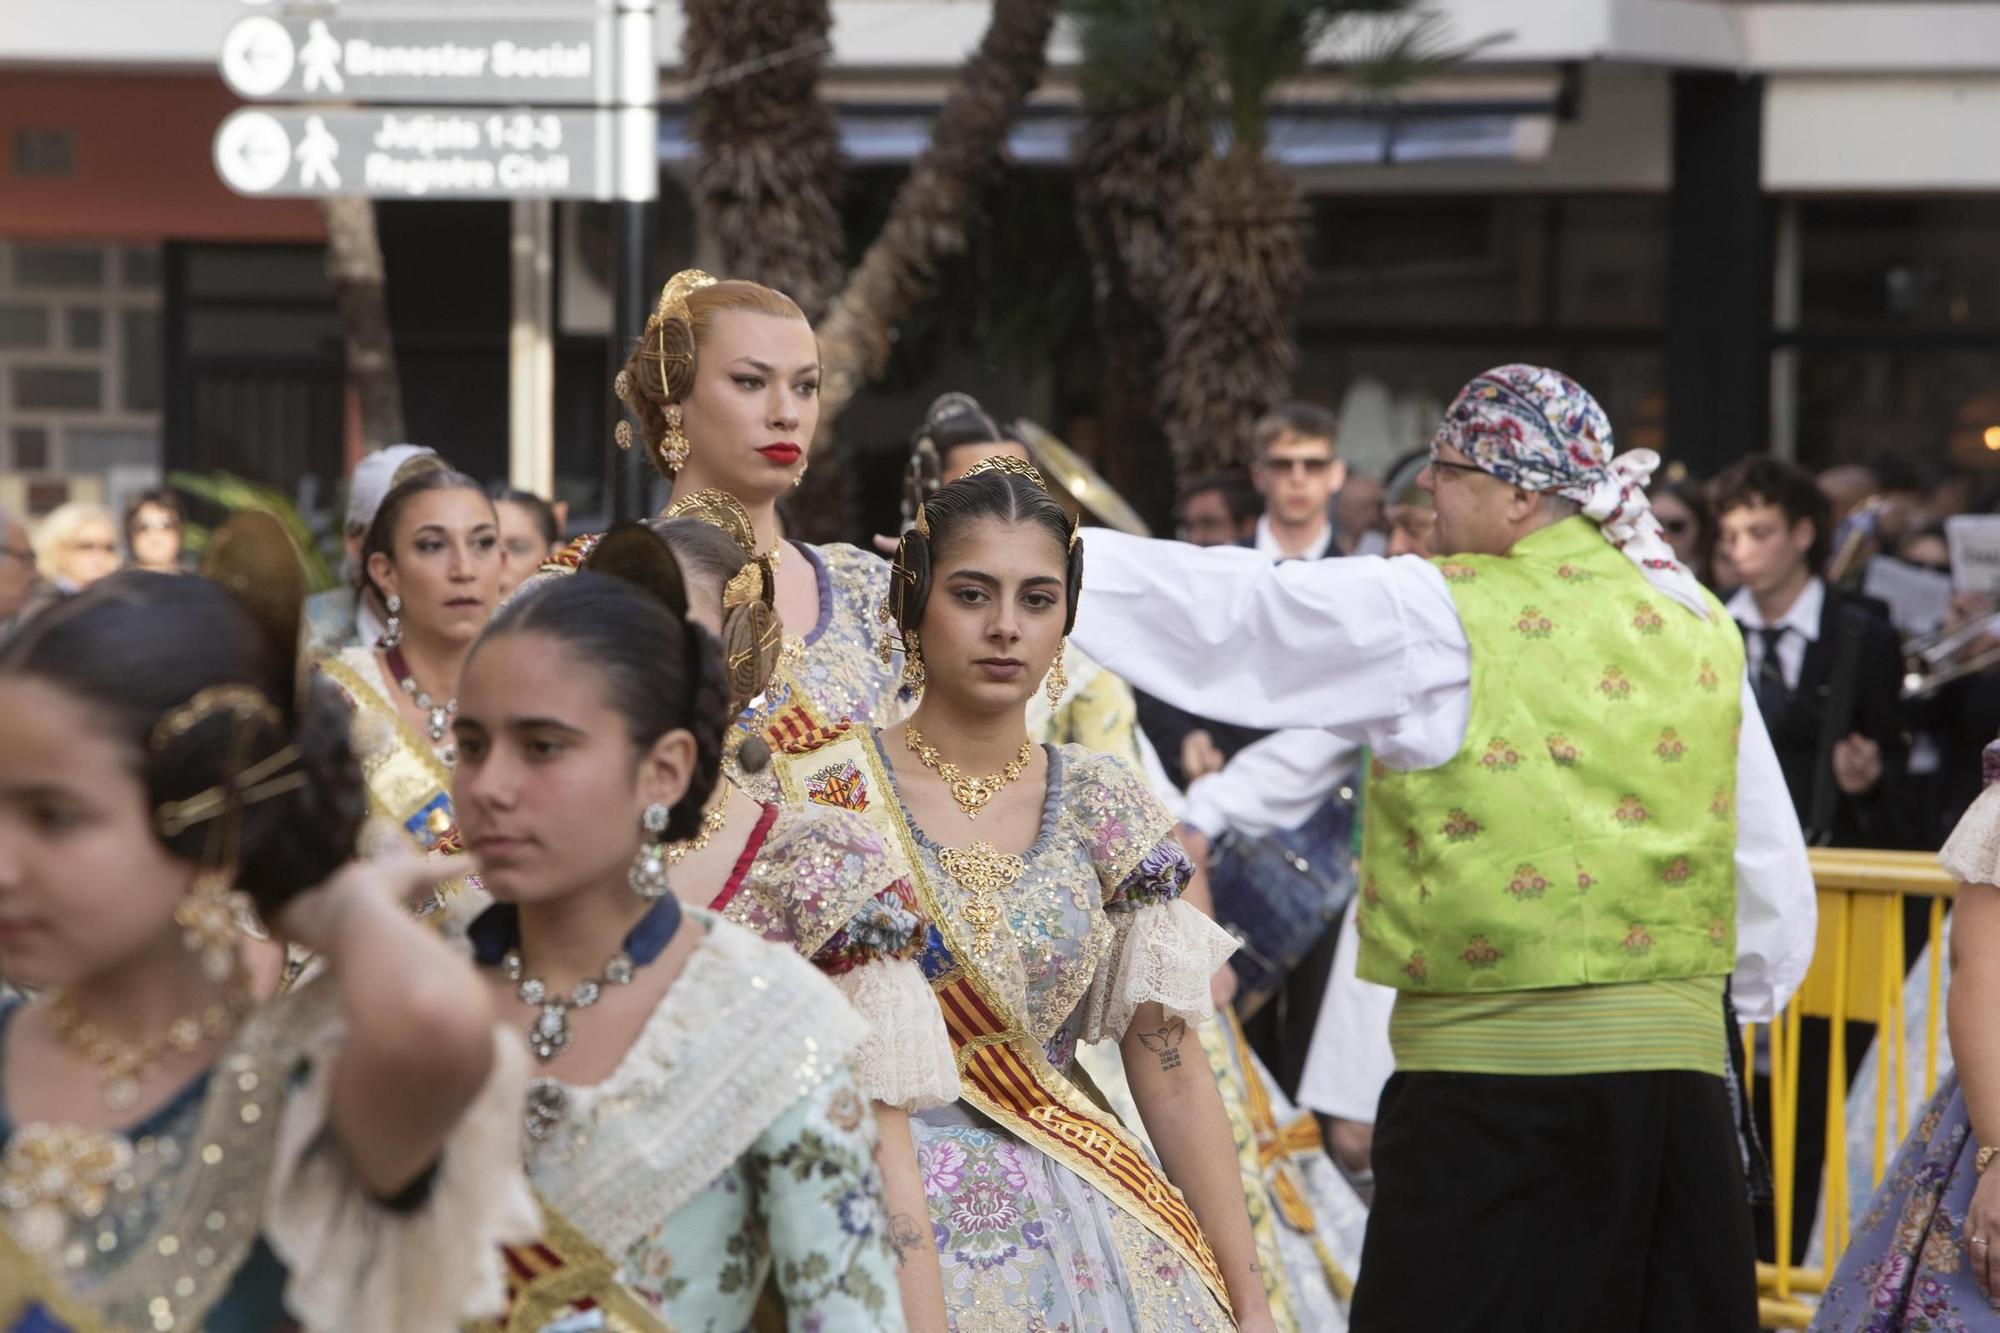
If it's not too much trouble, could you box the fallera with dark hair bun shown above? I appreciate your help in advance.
[888,466,1083,641]
[0,571,365,917]
[477,561,730,844]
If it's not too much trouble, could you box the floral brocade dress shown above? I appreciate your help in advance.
[714,800,959,1111]
[0,982,536,1333]
[509,910,905,1332]
[1811,747,2000,1333]
[875,736,1241,1332]
[735,542,905,800]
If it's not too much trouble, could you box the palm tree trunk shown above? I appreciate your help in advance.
[1158,145,1307,476]
[1073,85,1207,533]
[320,196,405,449]
[813,0,1062,434]
[683,0,845,319]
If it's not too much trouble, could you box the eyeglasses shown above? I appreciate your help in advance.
[1658,517,1693,537]
[63,540,118,555]
[132,517,180,535]
[1259,457,1334,477]
[0,543,32,564]
[1424,457,1489,482]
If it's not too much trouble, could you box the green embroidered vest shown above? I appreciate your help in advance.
[1357,517,1744,994]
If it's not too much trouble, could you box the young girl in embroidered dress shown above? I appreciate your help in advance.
[774,463,1278,1332]
[452,526,906,1331]
[0,570,535,1332]
[571,270,902,799]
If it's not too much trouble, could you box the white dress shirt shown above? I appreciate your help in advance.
[1254,515,1335,562]
[1073,529,1818,1023]
[1727,576,1824,692]
[1181,728,1361,841]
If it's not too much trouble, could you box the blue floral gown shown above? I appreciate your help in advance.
[1812,748,2000,1332]
[875,736,1242,1332]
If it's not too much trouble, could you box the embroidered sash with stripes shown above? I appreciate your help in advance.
[466,1195,675,1333]
[773,724,1232,1317]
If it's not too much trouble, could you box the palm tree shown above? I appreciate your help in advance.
[320,197,405,448]
[1070,0,1212,529]
[1077,1,1491,486]
[813,0,1064,430]
[682,0,846,319]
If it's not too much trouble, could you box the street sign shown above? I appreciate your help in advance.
[212,106,657,201]
[219,14,611,106]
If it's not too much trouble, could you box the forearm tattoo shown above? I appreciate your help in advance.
[890,1211,926,1266]
[1139,1017,1188,1072]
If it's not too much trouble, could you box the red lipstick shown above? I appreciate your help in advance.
[757,443,803,466]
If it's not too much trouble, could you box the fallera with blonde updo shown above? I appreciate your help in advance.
[613,272,811,480]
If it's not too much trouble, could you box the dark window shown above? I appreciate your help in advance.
[12,366,99,410]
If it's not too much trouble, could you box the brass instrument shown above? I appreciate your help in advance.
[1826,496,1884,587]
[1902,609,2000,699]
[1010,418,1151,537]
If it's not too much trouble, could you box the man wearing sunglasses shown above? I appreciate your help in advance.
[1250,402,1348,561]
[1074,365,1815,1332]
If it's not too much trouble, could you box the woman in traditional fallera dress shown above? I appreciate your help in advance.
[0,570,535,1332]
[587,269,902,798]
[1812,740,2000,1332]
[773,462,1278,1332]
[315,467,501,927]
[451,527,905,1332]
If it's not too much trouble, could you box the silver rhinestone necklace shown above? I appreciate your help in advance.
[503,948,637,1061]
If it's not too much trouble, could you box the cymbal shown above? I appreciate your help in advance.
[1010,419,1151,537]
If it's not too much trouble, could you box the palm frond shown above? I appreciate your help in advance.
[1333,10,1514,102]
[169,471,337,593]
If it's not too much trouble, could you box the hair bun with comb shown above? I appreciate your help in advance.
[579,522,692,620]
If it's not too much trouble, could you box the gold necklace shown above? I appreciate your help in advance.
[663,785,732,865]
[905,726,1035,820]
[49,970,257,1110]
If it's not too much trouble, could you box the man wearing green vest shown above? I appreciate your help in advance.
[1072,365,1816,1331]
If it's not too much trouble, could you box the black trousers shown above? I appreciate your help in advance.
[1351,1069,1759,1333]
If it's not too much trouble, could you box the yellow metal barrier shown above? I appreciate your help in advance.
[1749,848,1956,1329]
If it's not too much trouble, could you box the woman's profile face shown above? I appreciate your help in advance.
[0,675,191,990]
[494,499,556,602]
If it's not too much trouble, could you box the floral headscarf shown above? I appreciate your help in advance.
[1432,364,1709,617]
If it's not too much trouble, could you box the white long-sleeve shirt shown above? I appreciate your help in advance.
[1180,728,1361,841]
[1073,530,1818,1024]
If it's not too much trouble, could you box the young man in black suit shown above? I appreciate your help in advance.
[1715,456,1911,848]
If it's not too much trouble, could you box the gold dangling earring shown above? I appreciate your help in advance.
[176,868,241,983]
[1046,639,1069,705]
[792,454,809,489]
[902,628,927,693]
[659,404,690,473]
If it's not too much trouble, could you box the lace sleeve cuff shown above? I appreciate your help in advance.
[262,1024,543,1333]
[834,956,961,1110]
[1943,780,2000,888]
[1079,898,1239,1045]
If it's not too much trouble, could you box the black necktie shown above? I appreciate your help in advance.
[1748,625,1791,719]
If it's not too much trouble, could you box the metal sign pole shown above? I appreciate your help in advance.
[609,0,656,521]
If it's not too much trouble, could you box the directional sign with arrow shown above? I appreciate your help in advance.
[218,14,612,106]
